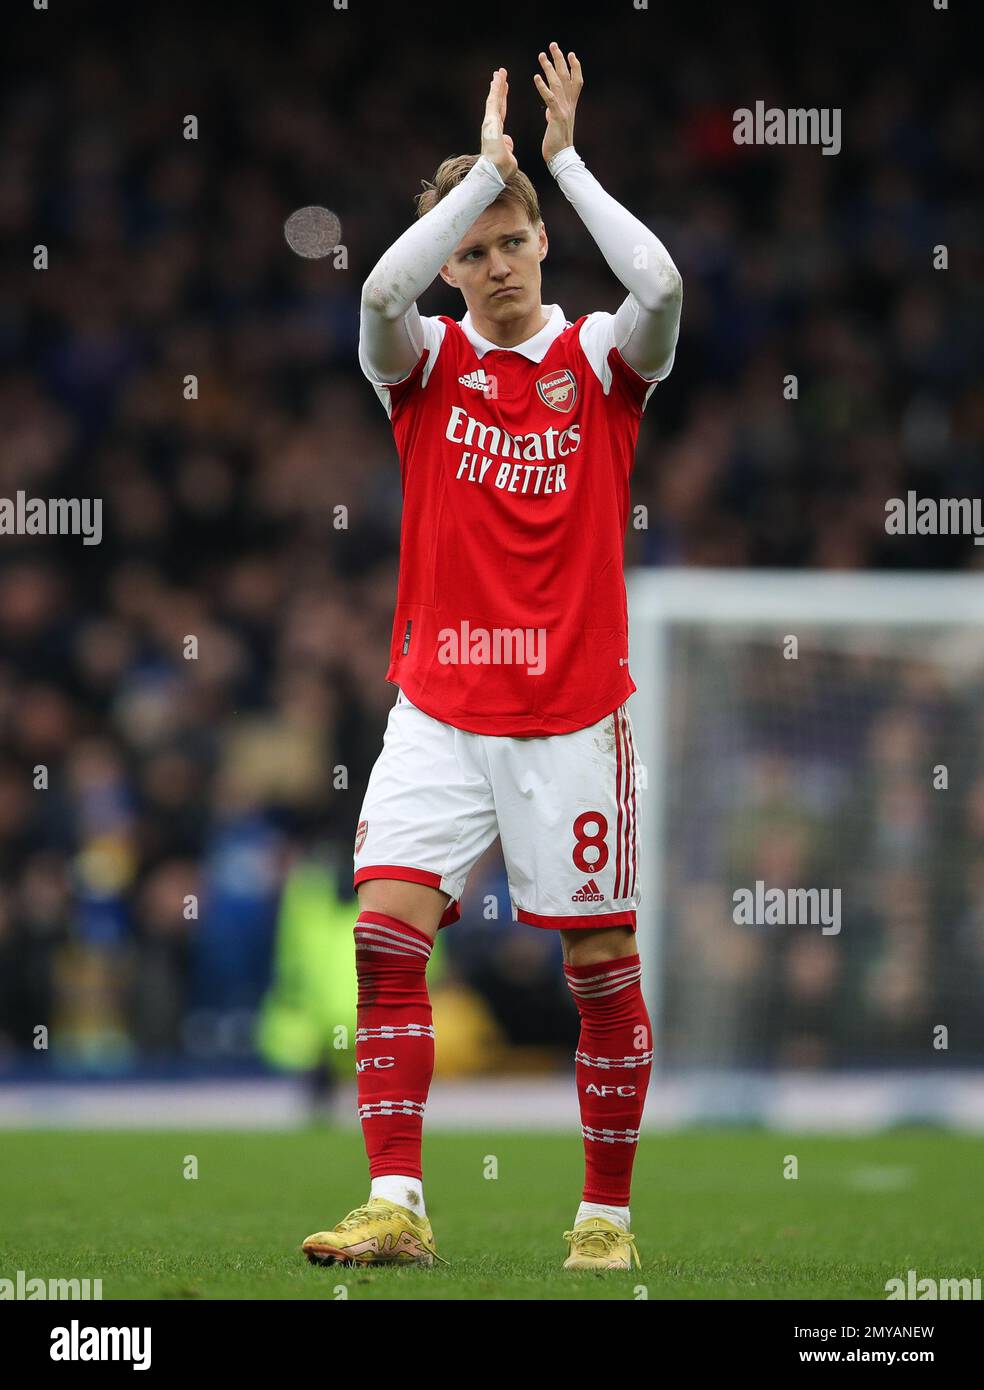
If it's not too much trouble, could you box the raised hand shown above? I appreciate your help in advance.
[481,68,518,181]
[533,42,582,165]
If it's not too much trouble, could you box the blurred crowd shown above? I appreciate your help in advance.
[663,634,984,1068]
[0,2,980,1071]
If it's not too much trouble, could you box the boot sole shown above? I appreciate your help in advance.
[302,1243,434,1268]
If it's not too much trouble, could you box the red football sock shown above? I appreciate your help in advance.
[354,911,435,1181]
[564,953,653,1206]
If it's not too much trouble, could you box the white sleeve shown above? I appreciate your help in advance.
[359,154,507,385]
[547,145,682,382]
[358,313,448,419]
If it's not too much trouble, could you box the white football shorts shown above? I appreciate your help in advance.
[353,689,640,931]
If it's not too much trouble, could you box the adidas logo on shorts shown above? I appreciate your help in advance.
[571,878,605,903]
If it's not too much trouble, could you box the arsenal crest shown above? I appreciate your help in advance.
[535,369,577,413]
[355,819,368,853]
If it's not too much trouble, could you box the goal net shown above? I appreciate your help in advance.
[628,570,984,1094]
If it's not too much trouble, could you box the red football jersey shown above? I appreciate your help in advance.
[360,303,662,736]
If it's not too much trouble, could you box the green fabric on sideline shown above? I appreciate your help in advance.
[257,858,444,1075]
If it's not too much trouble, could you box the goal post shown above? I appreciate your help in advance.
[627,568,984,1078]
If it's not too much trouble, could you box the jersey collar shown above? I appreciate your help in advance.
[459,303,567,363]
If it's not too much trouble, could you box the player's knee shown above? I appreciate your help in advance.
[560,924,637,967]
[356,879,446,939]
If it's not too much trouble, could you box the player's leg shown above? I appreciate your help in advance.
[349,877,446,1226]
[559,921,652,1269]
[356,878,448,936]
[303,692,496,1267]
[303,876,450,1267]
[561,923,637,965]
[492,700,649,1269]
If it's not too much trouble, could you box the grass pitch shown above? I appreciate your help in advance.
[2,1127,981,1300]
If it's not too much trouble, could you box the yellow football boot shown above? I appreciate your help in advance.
[302,1197,446,1267]
[563,1217,641,1270]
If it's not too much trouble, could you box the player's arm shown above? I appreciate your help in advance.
[534,44,683,380]
[360,69,519,383]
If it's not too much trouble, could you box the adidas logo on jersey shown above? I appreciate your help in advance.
[458,369,495,396]
[572,878,605,903]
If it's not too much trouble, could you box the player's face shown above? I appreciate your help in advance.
[441,202,547,327]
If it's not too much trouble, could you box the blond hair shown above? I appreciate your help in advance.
[415,154,541,227]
